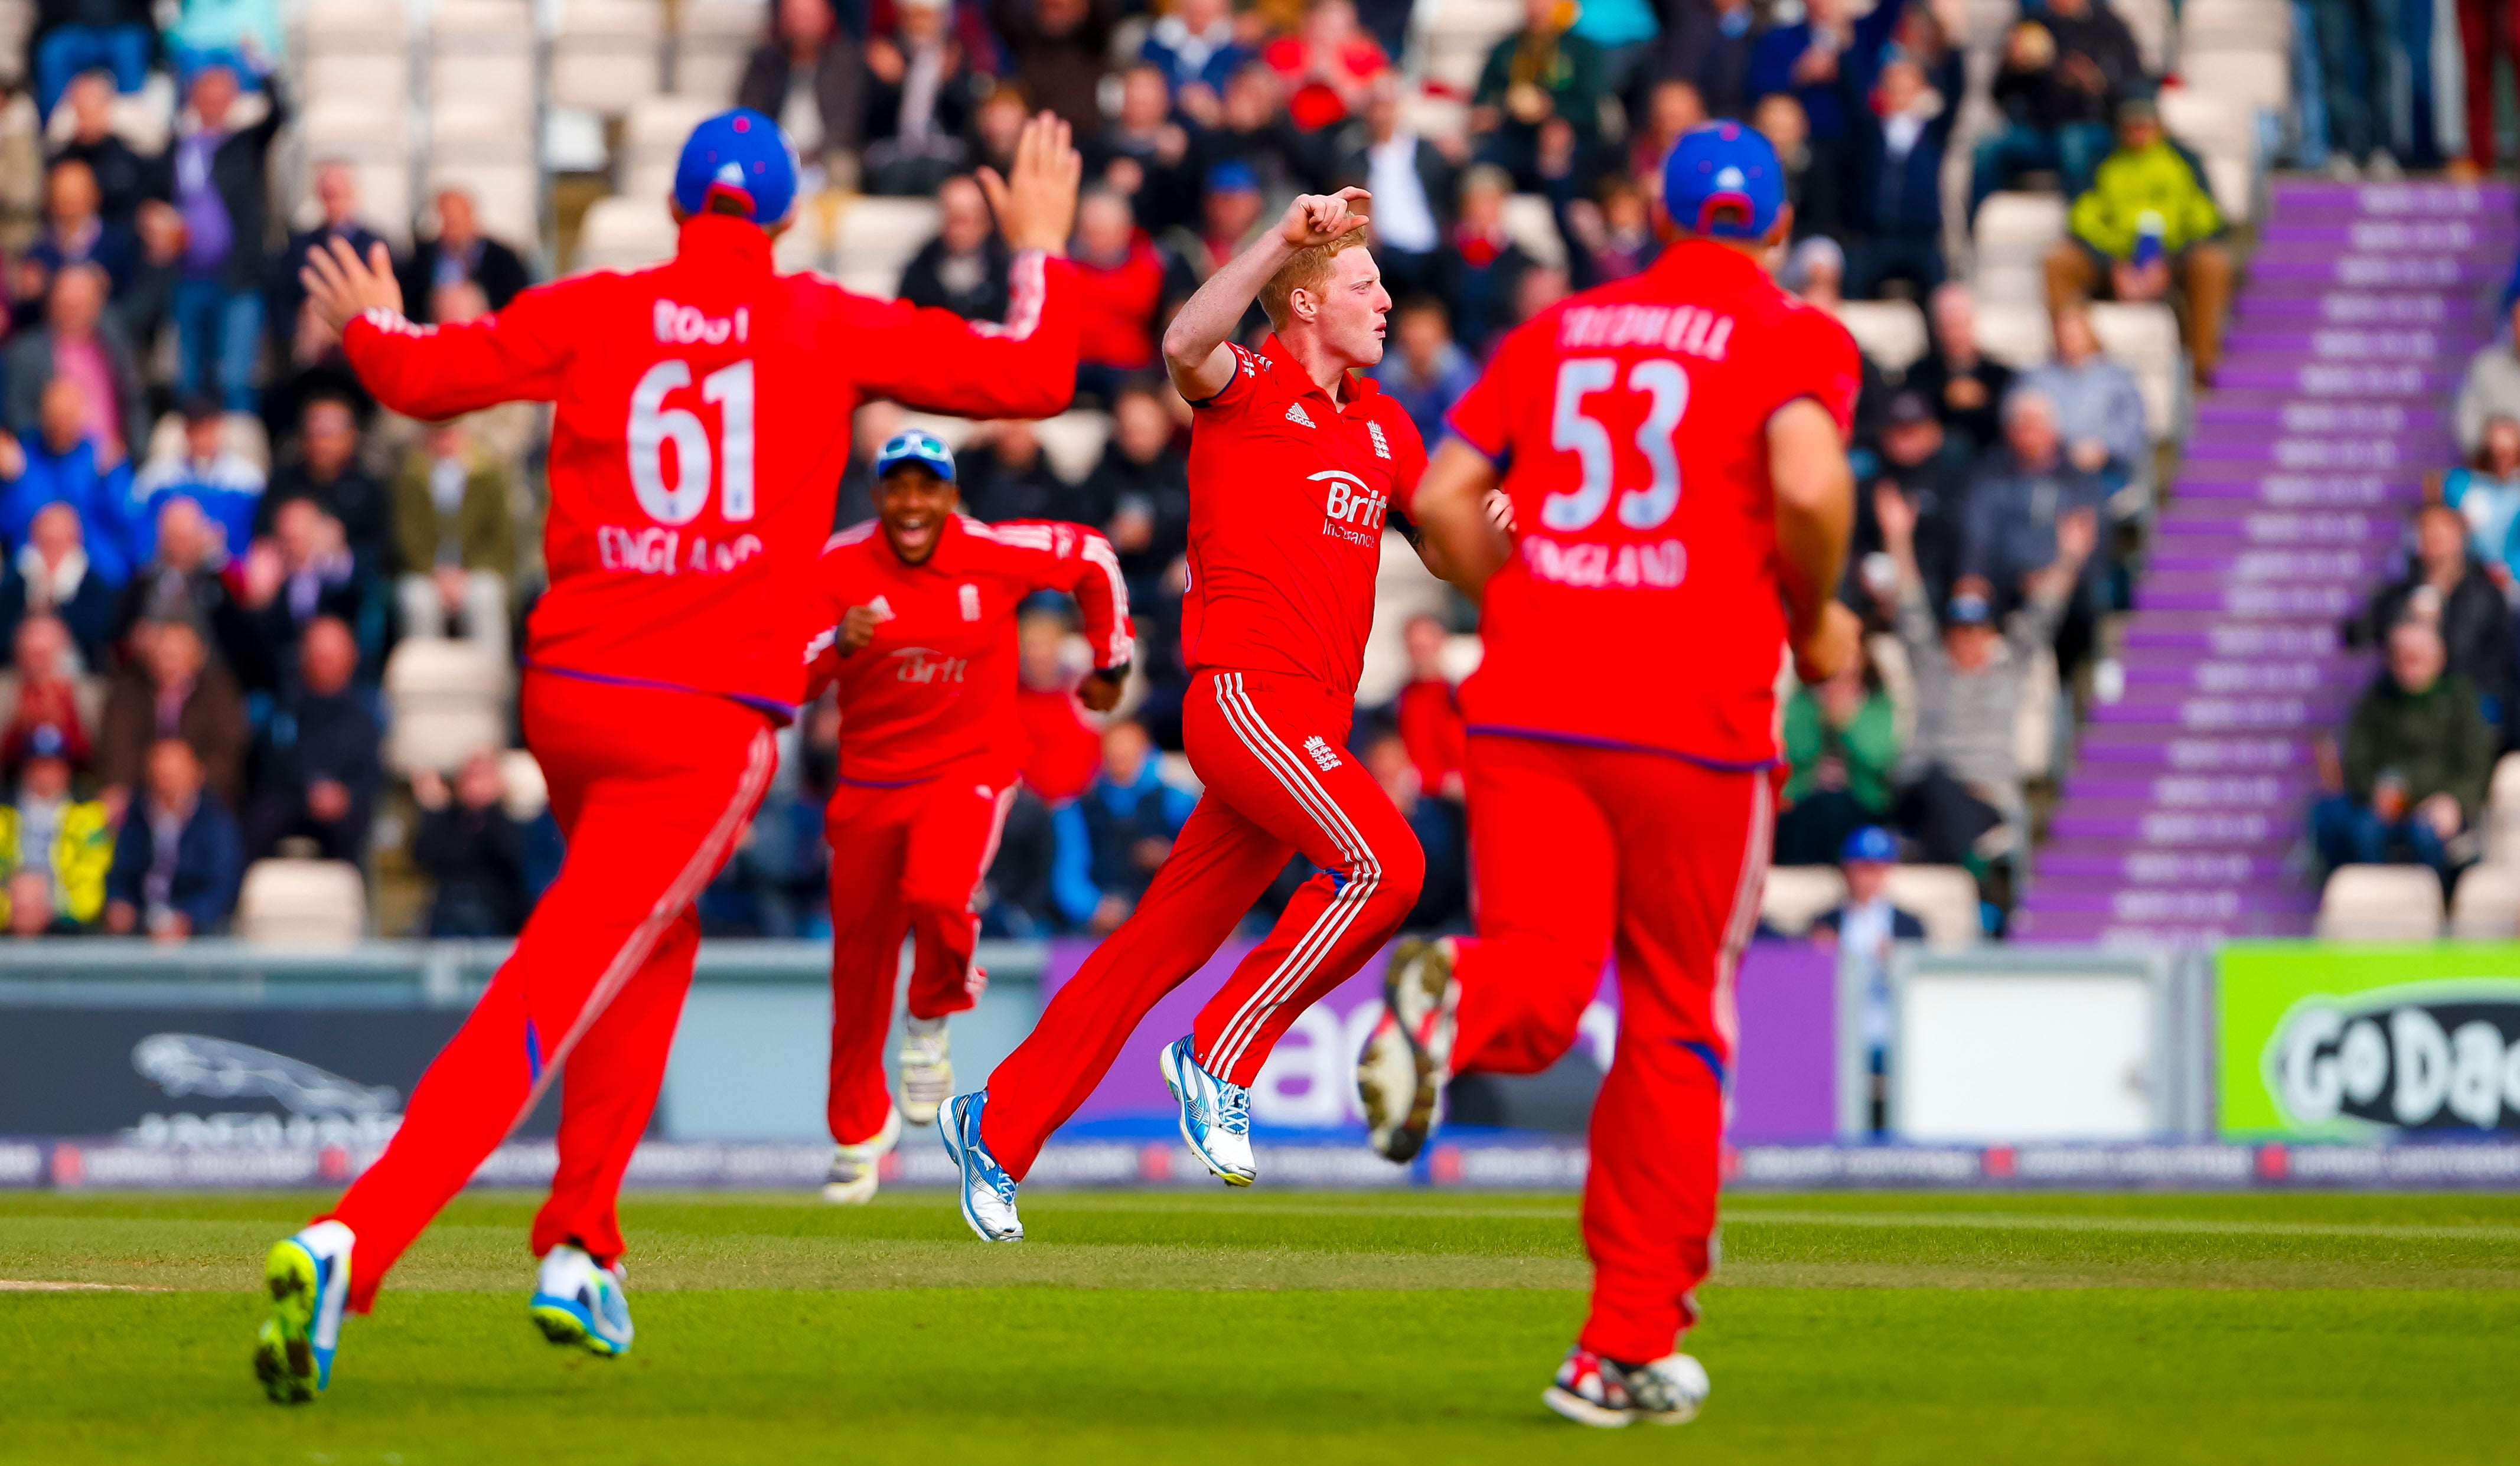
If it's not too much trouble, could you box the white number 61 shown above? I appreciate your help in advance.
[628,358,756,525]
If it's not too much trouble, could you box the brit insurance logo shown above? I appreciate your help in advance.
[2264,979,2520,1132]
[1313,469,1386,548]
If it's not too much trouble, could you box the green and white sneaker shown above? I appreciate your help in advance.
[529,1243,634,1356]
[823,1105,903,1204]
[898,1016,953,1127]
[253,1219,353,1405]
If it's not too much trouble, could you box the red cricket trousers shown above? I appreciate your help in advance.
[823,756,1015,1146]
[1447,733,1772,1365]
[980,668,1424,1180]
[324,671,776,1311]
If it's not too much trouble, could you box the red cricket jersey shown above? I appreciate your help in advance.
[1180,335,1427,696]
[800,515,1131,783]
[1440,239,1860,767]
[340,215,1077,717]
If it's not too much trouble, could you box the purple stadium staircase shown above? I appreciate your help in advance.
[2017,179,2517,944]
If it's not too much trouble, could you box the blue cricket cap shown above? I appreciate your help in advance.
[1662,122,1785,241]
[1206,159,1260,195]
[1947,592,1993,628]
[1841,825,1899,866]
[874,429,957,484]
[673,109,800,226]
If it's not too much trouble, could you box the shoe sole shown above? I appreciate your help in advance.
[1382,941,1455,1163]
[255,1240,318,1405]
[937,1103,1021,1242]
[1158,1041,1254,1187]
[1541,1385,1635,1428]
[529,1297,627,1356]
[820,1175,878,1204]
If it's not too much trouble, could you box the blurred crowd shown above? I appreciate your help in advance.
[0,0,2264,942]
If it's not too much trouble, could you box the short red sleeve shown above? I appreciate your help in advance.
[1189,342,1274,416]
[1769,306,1864,437]
[1381,401,1430,515]
[1443,318,1543,461]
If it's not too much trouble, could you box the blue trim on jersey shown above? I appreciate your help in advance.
[834,772,931,789]
[1678,1040,1727,1088]
[526,662,797,724]
[1463,724,1781,772]
[525,1020,543,1084]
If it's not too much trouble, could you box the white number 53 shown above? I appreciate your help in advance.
[1544,356,1687,533]
[628,358,756,525]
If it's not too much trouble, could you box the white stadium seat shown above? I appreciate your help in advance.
[2089,301,2185,439]
[384,641,508,775]
[1883,866,1983,949]
[1500,192,1566,270]
[673,0,765,100]
[2316,866,2445,941]
[1973,299,2053,370]
[576,195,677,272]
[1834,300,1929,373]
[622,94,725,207]
[2449,863,2520,940]
[1760,866,1849,936]
[553,0,667,117]
[236,859,370,946]
[1971,191,2068,308]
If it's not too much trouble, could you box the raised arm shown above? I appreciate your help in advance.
[1162,187,1371,402]
[308,237,575,419]
[1770,396,1860,684]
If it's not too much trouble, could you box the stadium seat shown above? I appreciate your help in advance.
[1882,865,1983,949]
[2315,865,2445,941]
[1034,412,1114,484]
[2115,0,2170,70]
[2013,642,2059,781]
[622,94,725,206]
[296,97,415,249]
[142,412,269,474]
[1970,192,2066,308]
[2489,753,2520,862]
[2088,301,2184,440]
[1411,0,1521,94]
[553,0,666,116]
[2179,48,2289,124]
[833,195,941,288]
[384,640,508,775]
[235,859,369,946]
[1499,193,1567,271]
[500,748,550,821]
[1759,866,1848,936]
[2449,863,2520,940]
[576,195,677,272]
[1834,300,1929,373]
[429,99,540,247]
[2180,0,2293,50]
[672,0,764,100]
[1973,299,2053,370]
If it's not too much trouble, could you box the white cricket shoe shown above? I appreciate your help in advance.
[1542,1346,1710,1428]
[529,1243,635,1356]
[899,1016,953,1127]
[823,1105,903,1204]
[1359,938,1460,1163]
[253,1219,353,1404]
[1158,1036,1255,1186]
[937,1091,1023,1242]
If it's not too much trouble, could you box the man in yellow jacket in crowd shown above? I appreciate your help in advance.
[0,724,114,934]
[2042,93,2231,384]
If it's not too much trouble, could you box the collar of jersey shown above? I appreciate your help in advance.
[1259,332,1383,413]
[1650,235,1765,289]
[675,213,777,273]
[876,510,967,571]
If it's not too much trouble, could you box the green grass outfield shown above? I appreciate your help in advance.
[5,1189,2518,1464]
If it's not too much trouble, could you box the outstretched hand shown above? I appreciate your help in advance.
[979,112,1083,255]
[298,235,404,338]
[1279,187,1372,249]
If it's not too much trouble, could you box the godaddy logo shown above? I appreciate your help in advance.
[2264,980,2520,1131]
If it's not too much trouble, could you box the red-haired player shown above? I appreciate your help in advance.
[799,429,1131,1204]
[252,110,1083,1403]
[1360,123,1862,1426]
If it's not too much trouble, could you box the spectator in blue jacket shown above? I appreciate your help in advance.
[25,159,142,303]
[1,378,136,586]
[1809,825,1927,1134]
[1051,719,1196,932]
[1141,0,1249,109]
[1844,52,1961,300]
[242,616,380,863]
[31,0,155,118]
[1750,0,1909,237]
[2444,414,2520,589]
[0,501,117,667]
[129,396,265,562]
[104,737,244,941]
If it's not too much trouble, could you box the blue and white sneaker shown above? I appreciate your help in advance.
[253,1219,353,1404]
[529,1243,634,1356]
[935,1091,1023,1242]
[1158,1036,1256,1186]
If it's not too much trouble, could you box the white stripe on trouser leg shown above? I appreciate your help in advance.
[1710,773,1773,1056]
[506,726,777,1134]
[1204,674,1383,1075]
[1205,677,1376,1073]
[1205,672,1378,1071]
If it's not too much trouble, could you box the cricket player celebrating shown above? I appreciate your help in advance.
[800,430,1131,1203]
[935,186,1432,1242]
[252,109,1083,1403]
[1357,124,1860,1426]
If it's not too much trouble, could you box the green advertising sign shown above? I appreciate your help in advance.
[2218,942,2520,1139]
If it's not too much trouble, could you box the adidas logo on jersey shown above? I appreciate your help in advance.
[1367,421,1390,459]
[1285,403,1316,429]
[1302,735,1342,772]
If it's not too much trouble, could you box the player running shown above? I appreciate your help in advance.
[252,109,1083,1403]
[1355,124,1860,1426]
[800,430,1131,1203]
[935,186,1433,1242]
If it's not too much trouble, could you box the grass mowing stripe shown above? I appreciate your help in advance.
[1721,1209,2520,1242]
